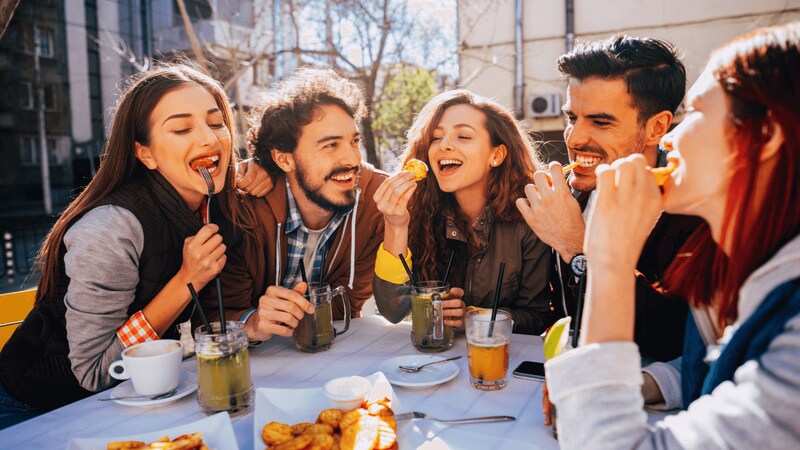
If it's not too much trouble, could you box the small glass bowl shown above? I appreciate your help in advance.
[324,376,372,410]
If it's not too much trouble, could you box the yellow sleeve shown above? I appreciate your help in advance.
[374,243,413,284]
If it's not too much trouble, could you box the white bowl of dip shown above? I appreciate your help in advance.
[324,376,372,410]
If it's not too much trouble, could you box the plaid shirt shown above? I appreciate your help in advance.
[282,179,348,287]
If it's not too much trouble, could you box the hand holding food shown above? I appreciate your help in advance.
[402,159,428,181]
[652,140,678,187]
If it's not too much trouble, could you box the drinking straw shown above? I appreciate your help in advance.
[318,246,327,286]
[398,253,419,289]
[216,278,226,334]
[488,262,506,337]
[571,272,586,348]
[299,261,308,284]
[442,249,455,285]
[187,283,212,332]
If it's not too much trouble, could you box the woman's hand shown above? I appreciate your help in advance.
[178,224,227,290]
[442,288,466,328]
[373,171,417,228]
[585,155,664,272]
[236,159,274,197]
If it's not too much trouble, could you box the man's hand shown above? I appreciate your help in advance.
[516,161,586,263]
[236,159,273,197]
[442,288,466,328]
[245,283,315,341]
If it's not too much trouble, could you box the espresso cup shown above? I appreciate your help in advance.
[108,339,183,396]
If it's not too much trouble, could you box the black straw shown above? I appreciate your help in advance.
[488,262,506,337]
[571,272,586,348]
[187,283,212,332]
[398,253,418,289]
[442,250,455,285]
[318,246,327,286]
[215,278,226,334]
[299,262,308,284]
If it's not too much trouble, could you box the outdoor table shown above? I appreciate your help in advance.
[0,315,671,449]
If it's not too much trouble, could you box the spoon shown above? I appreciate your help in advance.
[399,355,462,373]
[98,387,179,402]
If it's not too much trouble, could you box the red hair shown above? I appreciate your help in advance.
[665,23,800,326]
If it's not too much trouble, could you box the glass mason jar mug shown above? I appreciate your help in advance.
[410,281,454,353]
[194,321,254,416]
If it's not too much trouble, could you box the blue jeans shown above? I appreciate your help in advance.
[0,383,41,430]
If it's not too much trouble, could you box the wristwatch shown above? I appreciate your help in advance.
[570,253,587,277]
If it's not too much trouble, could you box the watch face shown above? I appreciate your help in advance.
[571,255,587,275]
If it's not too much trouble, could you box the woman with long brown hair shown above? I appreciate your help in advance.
[0,63,252,427]
[542,23,800,448]
[372,89,552,334]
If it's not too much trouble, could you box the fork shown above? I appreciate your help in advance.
[394,411,515,425]
[197,166,215,224]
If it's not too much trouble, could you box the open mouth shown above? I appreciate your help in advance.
[573,154,601,169]
[328,170,357,185]
[189,155,220,173]
[437,158,463,176]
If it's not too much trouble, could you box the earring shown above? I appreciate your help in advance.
[492,161,498,166]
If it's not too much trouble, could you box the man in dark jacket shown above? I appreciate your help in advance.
[516,35,702,382]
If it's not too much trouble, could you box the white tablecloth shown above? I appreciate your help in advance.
[0,316,570,449]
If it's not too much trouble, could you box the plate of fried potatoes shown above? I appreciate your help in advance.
[66,411,237,450]
[255,372,441,450]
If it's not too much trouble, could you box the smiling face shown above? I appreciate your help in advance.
[282,104,362,214]
[134,83,231,210]
[428,104,505,200]
[562,77,648,192]
[662,67,732,232]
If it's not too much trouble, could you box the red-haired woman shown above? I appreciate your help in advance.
[0,64,256,428]
[372,90,552,334]
[543,23,800,448]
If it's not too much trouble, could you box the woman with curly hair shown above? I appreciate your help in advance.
[372,90,552,334]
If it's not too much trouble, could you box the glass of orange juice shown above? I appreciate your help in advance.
[465,309,512,390]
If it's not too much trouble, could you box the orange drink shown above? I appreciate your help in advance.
[465,309,512,390]
[467,342,509,387]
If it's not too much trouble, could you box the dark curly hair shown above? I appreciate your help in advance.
[402,89,543,280]
[247,67,367,175]
[558,34,686,123]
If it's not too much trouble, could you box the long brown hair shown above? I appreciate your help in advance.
[403,89,543,280]
[665,23,800,326]
[35,63,256,303]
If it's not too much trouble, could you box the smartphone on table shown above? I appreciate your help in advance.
[512,361,546,381]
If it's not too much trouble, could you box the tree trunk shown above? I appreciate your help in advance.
[361,114,380,169]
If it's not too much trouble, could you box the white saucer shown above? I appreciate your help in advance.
[377,355,460,389]
[110,372,197,407]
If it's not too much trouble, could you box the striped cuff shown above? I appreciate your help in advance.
[116,310,159,348]
[374,243,413,284]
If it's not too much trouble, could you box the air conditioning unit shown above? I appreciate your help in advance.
[528,93,562,118]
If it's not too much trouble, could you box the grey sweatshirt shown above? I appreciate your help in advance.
[546,233,800,449]
[63,205,144,392]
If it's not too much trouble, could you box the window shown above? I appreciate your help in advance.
[36,28,54,58]
[43,85,57,110]
[21,83,34,109]
[19,136,57,166]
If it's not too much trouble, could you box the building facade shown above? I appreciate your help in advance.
[457,0,800,160]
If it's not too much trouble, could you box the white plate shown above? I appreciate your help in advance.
[108,371,197,407]
[66,411,237,450]
[253,372,422,447]
[377,355,460,389]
